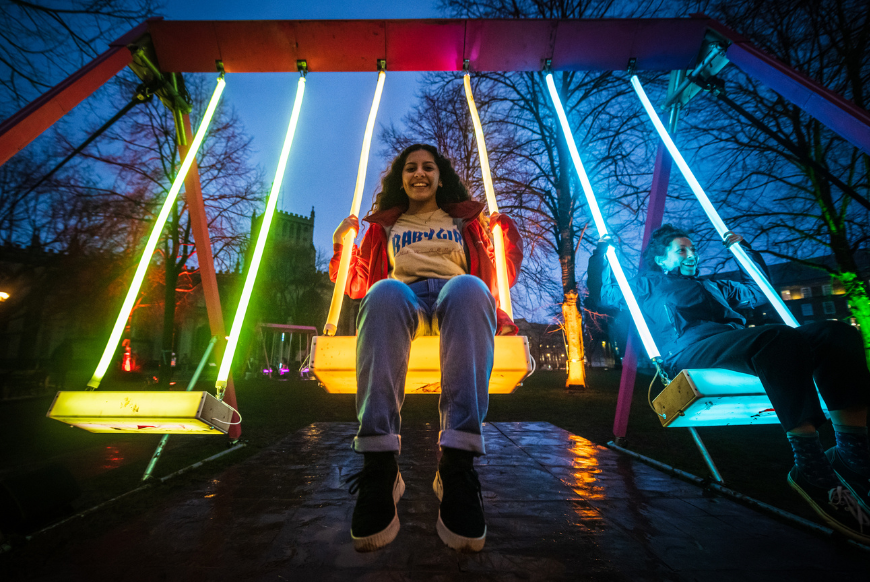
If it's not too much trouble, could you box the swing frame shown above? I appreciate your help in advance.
[1,17,866,444]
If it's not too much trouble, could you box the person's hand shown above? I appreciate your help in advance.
[333,215,359,244]
[596,235,614,252]
[489,211,504,232]
[723,232,744,249]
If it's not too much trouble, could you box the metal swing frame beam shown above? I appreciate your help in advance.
[1,15,867,445]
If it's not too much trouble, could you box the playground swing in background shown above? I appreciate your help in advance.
[309,65,535,394]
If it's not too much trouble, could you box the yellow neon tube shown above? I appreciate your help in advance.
[544,72,661,359]
[630,75,799,328]
[216,76,307,391]
[87,77,226,389]
[464,73,513,318]
[325,70,386,335]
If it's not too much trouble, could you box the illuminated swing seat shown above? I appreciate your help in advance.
[651,369,778,428]
[310,335,533,394]
[48,391,234,434]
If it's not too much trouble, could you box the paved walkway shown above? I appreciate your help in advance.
[4,422,870,580]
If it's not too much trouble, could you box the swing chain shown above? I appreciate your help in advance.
[653,357,671,387]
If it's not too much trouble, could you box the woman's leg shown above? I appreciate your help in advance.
[433,275,497,455]
[354,279,422,454]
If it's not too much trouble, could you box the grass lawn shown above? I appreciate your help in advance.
[0,367,834,536]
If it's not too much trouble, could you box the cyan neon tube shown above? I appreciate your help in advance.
[545,74,609,237]
[324,70,386,335]
[464,73,513,318]
[545,72,661,359]
[630,75,799,327]
[87,76,226,389]
[216,76,306,391]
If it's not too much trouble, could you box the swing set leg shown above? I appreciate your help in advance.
[688,427,725,484]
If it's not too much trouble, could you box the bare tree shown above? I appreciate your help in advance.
[0,0,159,120]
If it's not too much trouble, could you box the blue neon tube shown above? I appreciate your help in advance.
[545,73,661,359]
[630,75,798,328]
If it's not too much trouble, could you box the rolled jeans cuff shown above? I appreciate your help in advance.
[353,434,401,454]
[439,429,486,456]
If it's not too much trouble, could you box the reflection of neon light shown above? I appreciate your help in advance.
[464,73,512,318]
[325,70,387,335]
[88,77,226,389]
[545,73,661,359]
[216,76,306,391]
[630,75,798,327]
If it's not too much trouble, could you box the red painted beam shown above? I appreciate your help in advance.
[0,21,153,168]
[148,17,710,73]
[709,20,870,155]
[0,47,130,167]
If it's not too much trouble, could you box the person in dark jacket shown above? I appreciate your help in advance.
[331,144,523,553]
[590,224,870,543]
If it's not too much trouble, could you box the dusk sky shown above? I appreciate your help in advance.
[163,1,444,256]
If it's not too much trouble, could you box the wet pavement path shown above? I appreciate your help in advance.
[6,421,870,581]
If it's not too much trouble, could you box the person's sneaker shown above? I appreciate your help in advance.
[826,446,870,514]
[433,449,486,552]
[347,453,404,552]
[788,465,870,543]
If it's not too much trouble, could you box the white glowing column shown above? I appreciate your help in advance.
[630,75,798,327]
[88,77,226,389]
[463,73,513,318]
[215,76,307,391]
[545,73,662,359]
[324,70,386,335]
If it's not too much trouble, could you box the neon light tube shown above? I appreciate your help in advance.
[216,76,306,391]
[545,72,661,358]
[631,75,799,327]
[87,77,226,389]
[606,247,661,359]
[463,73,513,318]
[325,70,386,335]
[545,74,609,238]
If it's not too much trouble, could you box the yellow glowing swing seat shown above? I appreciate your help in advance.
[310,71,534,395]
[310,335,533,394]
[48,391,234,434]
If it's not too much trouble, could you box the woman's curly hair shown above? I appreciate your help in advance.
[641,224,692,271]
[370,144,471,214]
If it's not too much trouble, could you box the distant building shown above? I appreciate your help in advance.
[712,250,870,327]
[514,319,569,371]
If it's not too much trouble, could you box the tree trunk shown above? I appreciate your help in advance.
[554,103,585,388]
[159,204,180,387]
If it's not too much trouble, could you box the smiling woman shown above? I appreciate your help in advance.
[327,143,524,552]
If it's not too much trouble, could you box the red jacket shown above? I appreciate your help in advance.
[329,200,524,335]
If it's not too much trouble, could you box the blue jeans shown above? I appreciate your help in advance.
[353,275,497,456]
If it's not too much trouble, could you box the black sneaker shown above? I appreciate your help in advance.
[826,446,870,514]
[788,465,870,544]
[346,453,405,552]
[433,449,486,552]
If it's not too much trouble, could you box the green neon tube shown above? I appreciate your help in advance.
[216,76,306,390]
[544,72,661,360]
[630,75,799,328]
[87,76,226,389]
